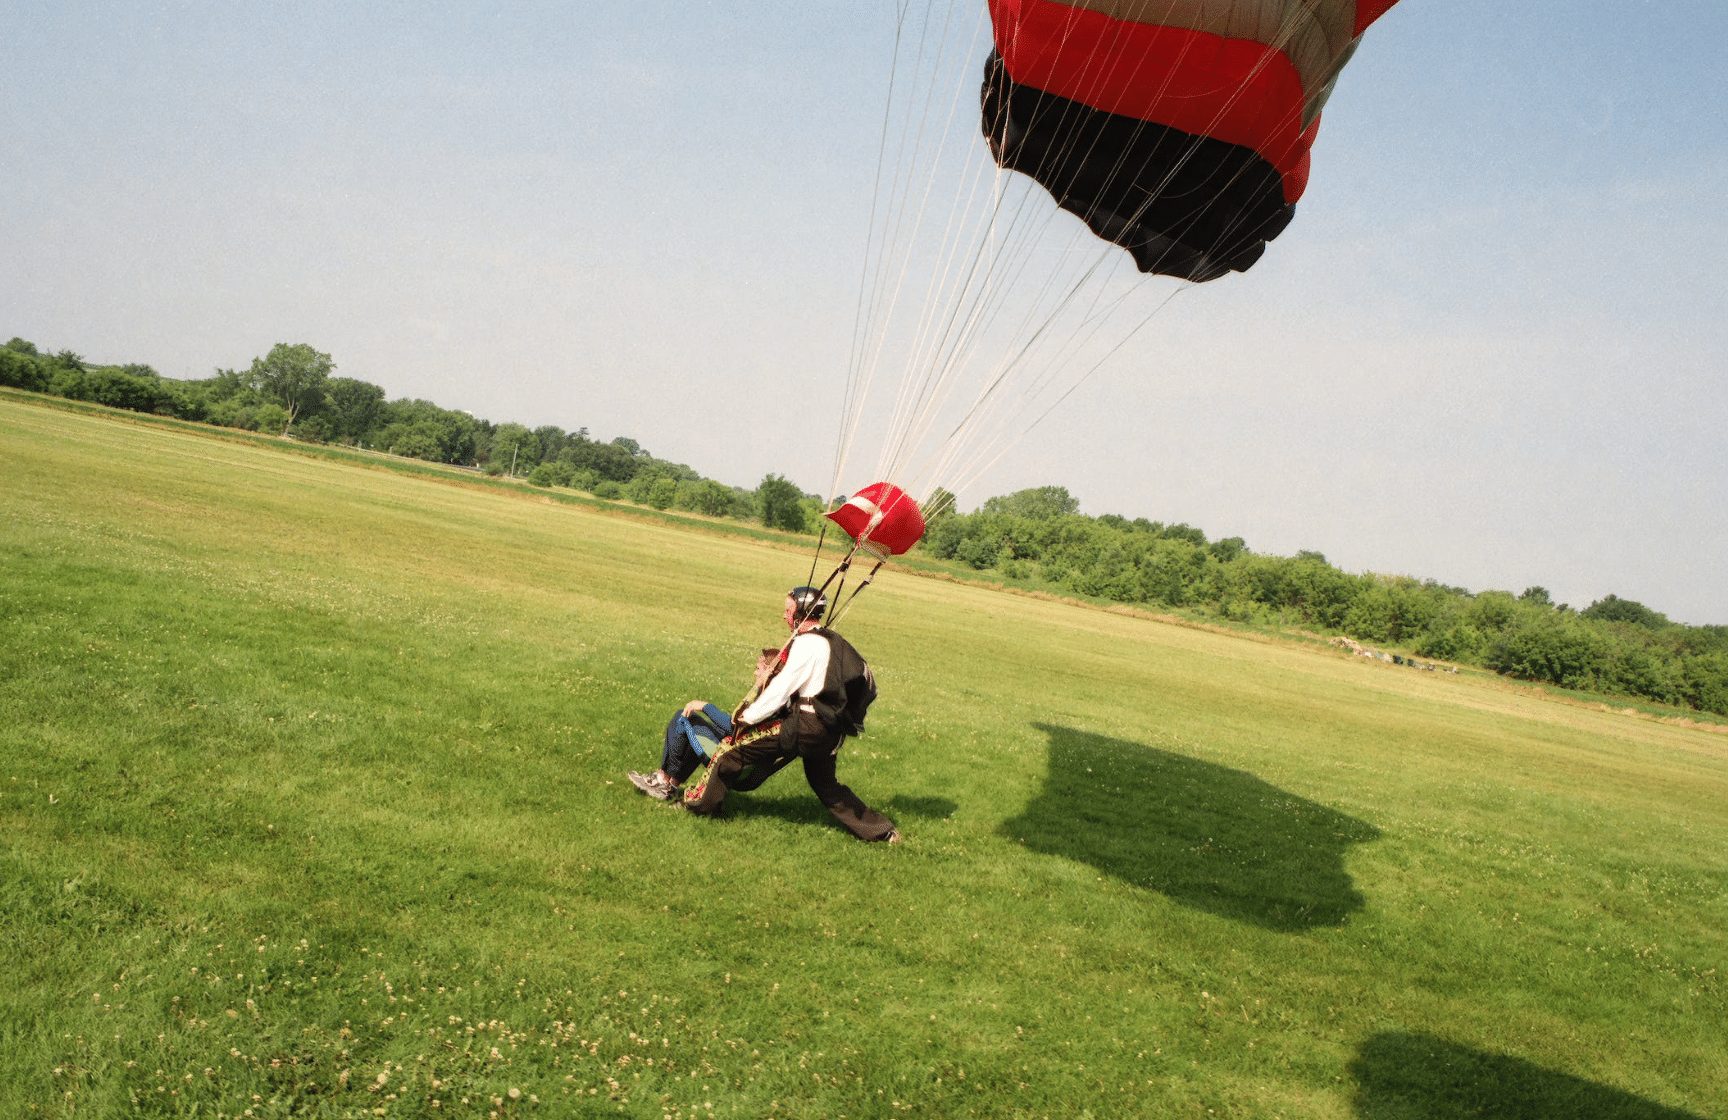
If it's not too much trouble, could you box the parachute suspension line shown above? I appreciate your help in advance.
[805,517,832,593]
[873,120,1003,482]
[875,57,1104,490]
[876,174,1032,483]
[947,0,1324,486]
[852,0,1099,497]
[884,172,1016,465]
[827,558,887,629]
[839,1,1339,519]
[831,0,924,505]
[867,0,1008,485]
[881,5,1178,493]
[826,562,851,628]
[946,281,1188,500]
[905,7,1147,459]
[841,0,985,510]
[864,0,988,418]
[905,1,1324,497]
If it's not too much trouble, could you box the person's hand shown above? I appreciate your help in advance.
[682,700,707,717]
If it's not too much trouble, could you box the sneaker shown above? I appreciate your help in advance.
[627,771,680,801]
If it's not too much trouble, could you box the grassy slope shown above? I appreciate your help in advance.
[2,395,1724,1119]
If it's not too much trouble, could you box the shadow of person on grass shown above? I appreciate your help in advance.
[735,791,958,833]
[1350,1032,1706,1119]
[1001,724,1379,931]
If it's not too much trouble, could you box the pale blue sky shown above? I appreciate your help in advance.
[5,2,1725,622]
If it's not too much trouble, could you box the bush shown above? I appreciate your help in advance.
[1679,654,1728,715]
[1485,615,1608,691]
[678,479,736,518]
[206,397,260,431]
[0,349,50,392]
[526,461,573,488]
[386,427,444,460]
[646,477,677,510]
[955,535,1001,570]
[593,481,623,500]
[1415,624,1484,663]
[252,403,290,434]
[757,474,807,533]
[293,415,334,443]
[921,517,966,560]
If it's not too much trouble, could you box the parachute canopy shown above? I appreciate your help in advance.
[983,0,1399,281]
[824,482,926,558]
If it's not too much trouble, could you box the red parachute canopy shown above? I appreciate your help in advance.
[824,482,926,558]
[984,0,1400,281]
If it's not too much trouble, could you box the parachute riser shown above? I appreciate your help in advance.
[798,537,887,629]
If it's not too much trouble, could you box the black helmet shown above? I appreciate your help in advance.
[788,585,828,621]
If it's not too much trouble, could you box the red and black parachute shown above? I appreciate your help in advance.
[984,0,1400,281]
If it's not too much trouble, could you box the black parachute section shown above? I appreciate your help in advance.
[981,51,1295,283]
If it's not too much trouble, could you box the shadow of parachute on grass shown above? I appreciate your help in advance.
[1002,724,1379,931]
[1351,1032,1707,1119]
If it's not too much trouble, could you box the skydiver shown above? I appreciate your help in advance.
[681,586,900,843]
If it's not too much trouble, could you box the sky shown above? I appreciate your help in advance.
[5,2,1726,623]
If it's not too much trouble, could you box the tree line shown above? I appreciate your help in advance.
[921,485,1728,716]
[2,338,818,531]
[8,336,1725,717]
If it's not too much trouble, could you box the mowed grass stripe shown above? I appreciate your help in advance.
[4,395,1726,1118]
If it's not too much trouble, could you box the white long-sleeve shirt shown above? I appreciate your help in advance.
[737,630,830,726]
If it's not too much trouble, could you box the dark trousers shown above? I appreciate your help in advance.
[687,711,895,841]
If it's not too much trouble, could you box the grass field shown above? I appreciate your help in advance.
[3,394,1726,1119]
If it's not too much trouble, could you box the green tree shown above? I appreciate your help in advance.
[248,343,333,433]
[252,402,291,434]
[380,399,480,464]
[384,425,444,460]
[1208,536,1247,563]
[679,479,736,517]
[86,367,171,413]
[0,349,49,391]
[956,534,1002,570]
[489,423,540,476]
[323,377,385,444]
[646,477,678,510]
[1486,614,1608,691]
[1469,590,1522,634]
[527,462,574,488]
[982,485,1079,521]
[757,474,808,532]
[1581,594,1669,630]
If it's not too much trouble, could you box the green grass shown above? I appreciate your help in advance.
[3,394,1725,1119]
